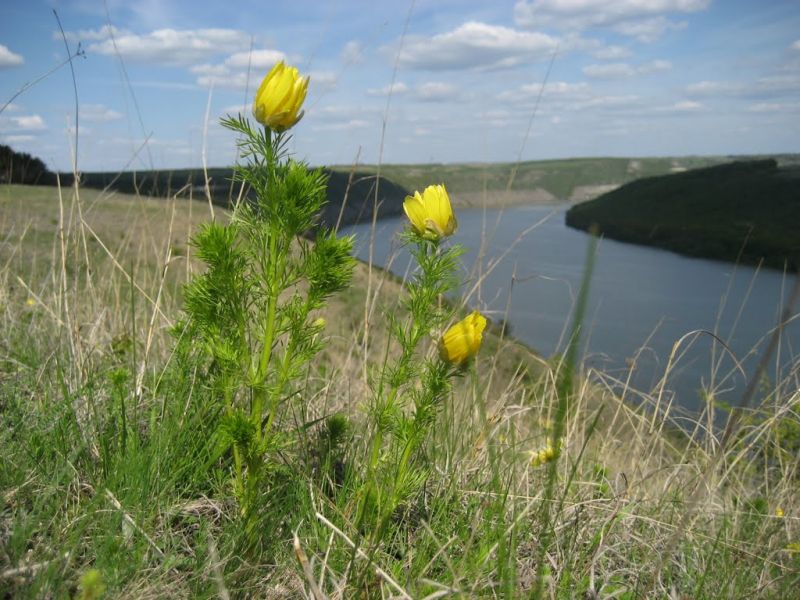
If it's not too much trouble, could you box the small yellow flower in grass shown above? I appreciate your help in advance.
[312,317,326,329]
[403,184,457,241]
[253,61,309,131]
[440,310,486,366]
[530,438,562,468]
[25,298,36,307]
[776,507,785,518]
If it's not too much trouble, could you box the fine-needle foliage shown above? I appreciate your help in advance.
[175,110,355,541]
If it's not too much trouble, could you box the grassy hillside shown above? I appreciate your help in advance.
[332,156,756,205]
[565,159,800,270]
[2,184,799,597]
[24,154,798,218]
[52,167,410,228]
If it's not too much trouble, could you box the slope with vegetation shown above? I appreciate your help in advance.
[333,155,750,206]
[1,143,411,228]
[1,183,798,598]
[58,167,411,228]
[565,159,800,270]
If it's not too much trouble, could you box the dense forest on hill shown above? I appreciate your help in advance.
[565,159,800,270]
[0,144,50,185]
[1,145,409,227]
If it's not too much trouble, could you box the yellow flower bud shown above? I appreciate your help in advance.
[312,317,326,330]
[776,507,785,518]
[403,184,457,241]
[440,310,486,366]
[529,438,562,468]
[253,61,309,132]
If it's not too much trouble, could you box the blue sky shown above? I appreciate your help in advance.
[1,0,798,171]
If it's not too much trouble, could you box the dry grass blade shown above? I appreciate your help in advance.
[294,530,328,600]
[315,512,412,599]
[104,489,164,558]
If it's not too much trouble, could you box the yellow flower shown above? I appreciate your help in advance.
[253,61,309,131]
[25,298,36,307]
[776,507,785,518]
[440,310,486,365]
[529,438,562,468]
[403,184,457,241]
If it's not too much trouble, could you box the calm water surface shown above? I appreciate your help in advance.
[347,205,800,416]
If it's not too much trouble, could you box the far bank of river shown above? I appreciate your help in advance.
[347,205,800,418]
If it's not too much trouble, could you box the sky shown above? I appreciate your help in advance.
[0,0,799,172]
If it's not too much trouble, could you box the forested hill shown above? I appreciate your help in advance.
[0,144,50,185]
[565,159,800,270]
[0,147,409,228]
[54,167,410,228]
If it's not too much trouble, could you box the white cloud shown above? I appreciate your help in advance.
[748,102,800,113]
[583,62,636,78]
[498,80,591,104]
[686,80,741,96]
[309,71,338,92]
[644,59,673,72]
[659,100,704,112]
[514,0,708,41]
[0,44,24,68]
[224,49,286,70]
[592,45,632,60]
[485,109,511,120]
[539,81,592,96]
[8,115,46,130]
[686,75,800,98]
[583,59,671,78]
[79,104,123,123]
[195,72,252,89]
[397,21,558,70]
[1,134,35,143]
[366,82,409,96]
[791,40,800,52]
[66,125,93,137]
[756,74,800,95]
[612,17,685,42]
[193,48,288,89]
[86,28,250,66]
[574,95,641,109]
[673,100,703,111]
[341,40,363,64]
[61,25,123,43]
[415,82,460,102]
[312,119,371,132]
[514,0,710,28]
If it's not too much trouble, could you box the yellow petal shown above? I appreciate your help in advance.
[440,310,487,365]
[404,184,457,240]
[403,193,427,234]
[253,61,309,131]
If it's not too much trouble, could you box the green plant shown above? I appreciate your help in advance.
[175,100,355,541]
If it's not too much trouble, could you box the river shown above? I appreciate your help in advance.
[346,205,800,418]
